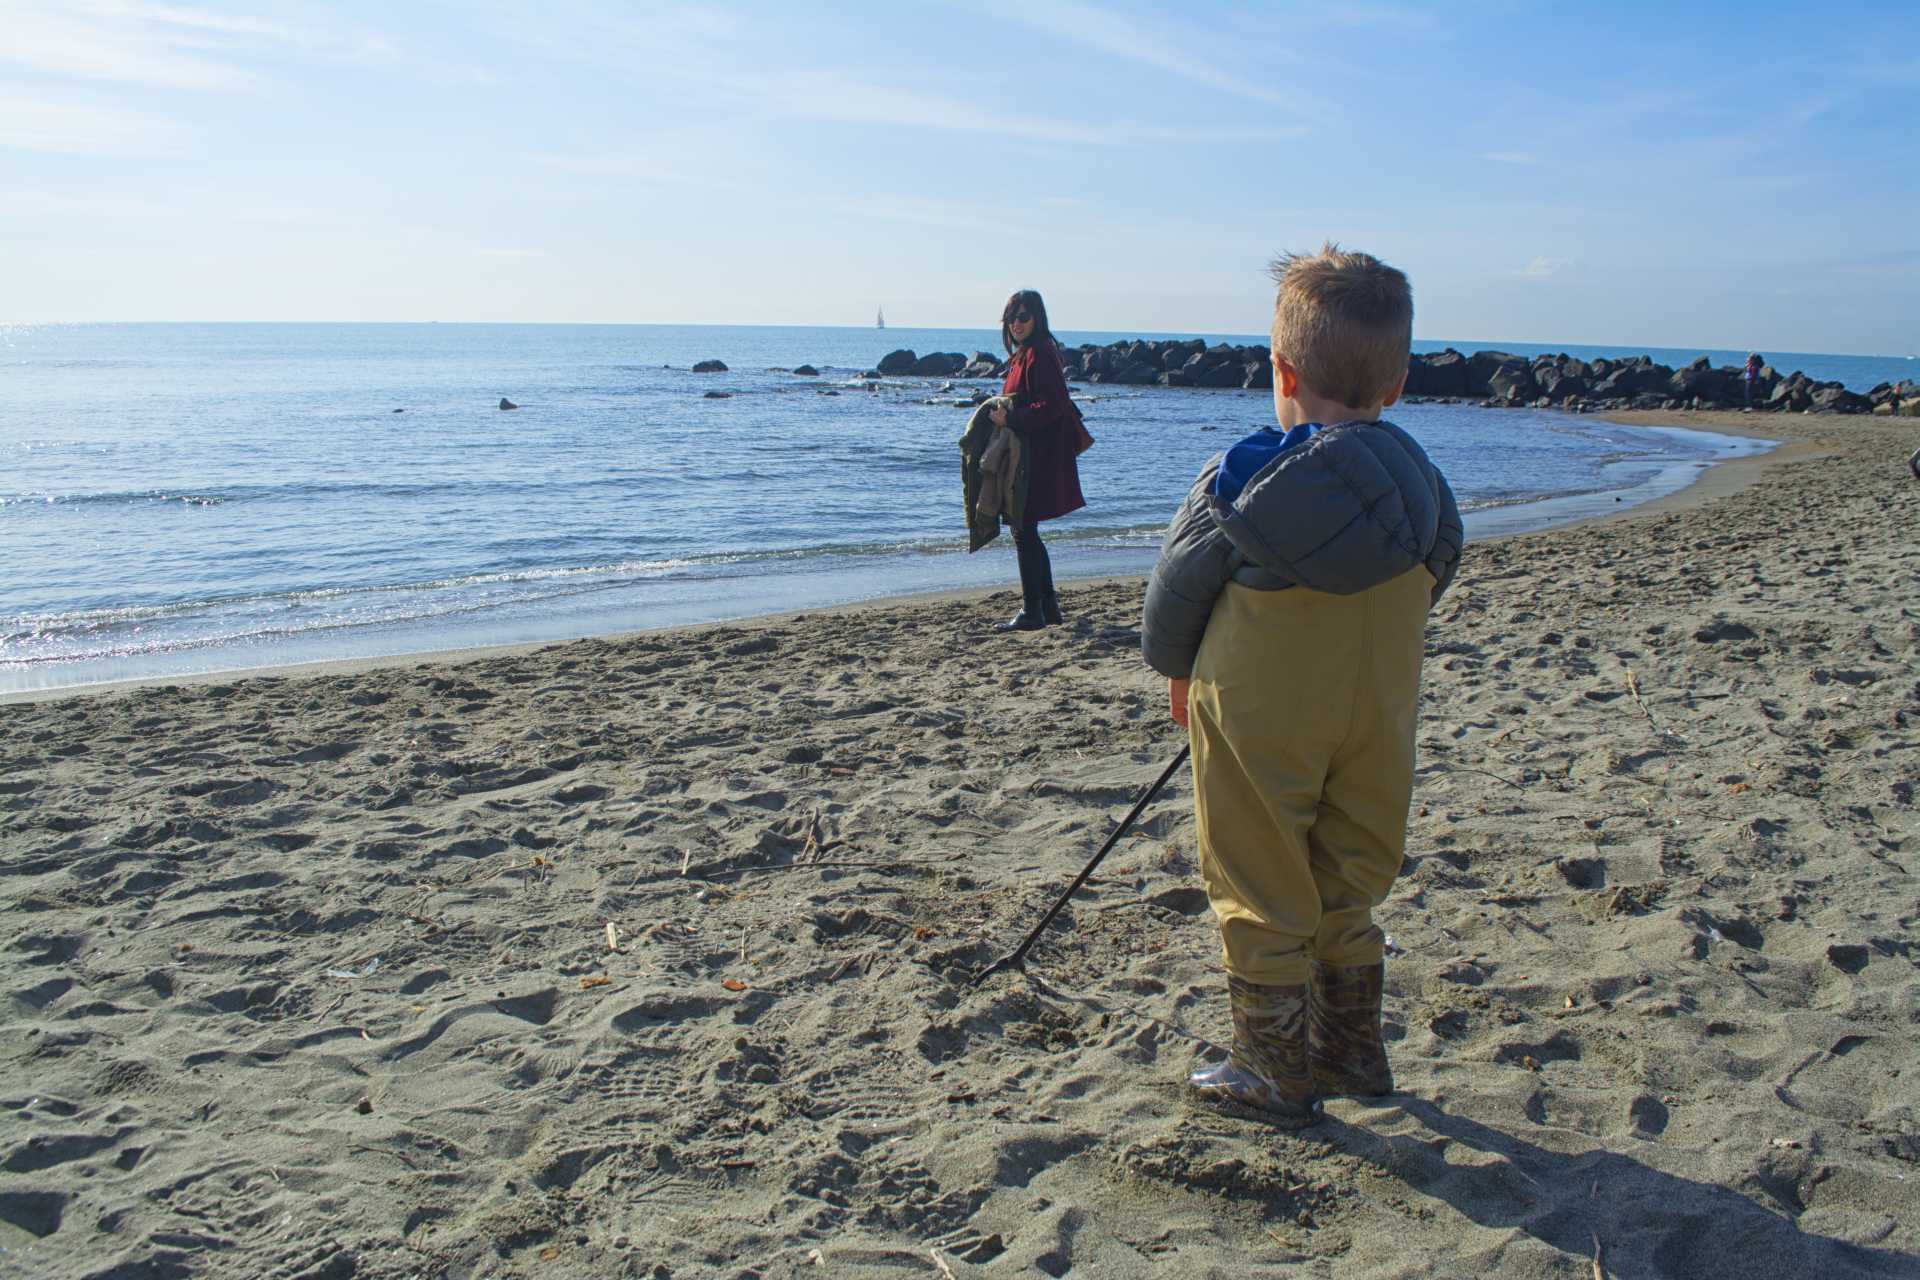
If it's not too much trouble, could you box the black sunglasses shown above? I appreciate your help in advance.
[1009,311,1033,324]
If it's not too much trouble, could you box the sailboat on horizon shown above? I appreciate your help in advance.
[876,306,885,330]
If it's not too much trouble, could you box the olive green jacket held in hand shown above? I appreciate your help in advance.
[959,397,1026,552]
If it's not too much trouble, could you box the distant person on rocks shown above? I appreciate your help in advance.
[1744,352,1763,409]
[1141,244,1463,1125]
[989,289,1090,631]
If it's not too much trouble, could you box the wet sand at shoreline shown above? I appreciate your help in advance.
[3,410,1918,1278]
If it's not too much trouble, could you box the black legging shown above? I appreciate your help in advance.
[1013,516,1054,603]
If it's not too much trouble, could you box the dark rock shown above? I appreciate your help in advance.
[876,349,918,375]
[498,398,518,410]
[692,359,728,373]
[1407,350,1471,397]
[1600,363,1676,400]
[909,352,967,377]
[1486,362,1539,404]
[1539,371,1590,403]
[1112,361,1161,386]
[1767,379,1807,411]
[1810,385,1873,414]
[1158,370,1193,388]
[792,365,819,377]
[1590,369,1637,400]
[703,391,730,399]
[391,408,404,413]
[1465,350,1521,396]
[1197,361,1244,389]
[1669,365,1733,403]
[1243,360,1273,391]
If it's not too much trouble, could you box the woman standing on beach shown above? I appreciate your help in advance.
[990,289,1089,630]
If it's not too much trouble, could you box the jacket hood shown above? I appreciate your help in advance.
[1211,419,1447,596]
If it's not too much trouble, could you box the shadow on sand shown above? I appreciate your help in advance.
[1330,1094,1914,1277]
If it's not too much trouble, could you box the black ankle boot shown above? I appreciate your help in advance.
[998,600,1045,631]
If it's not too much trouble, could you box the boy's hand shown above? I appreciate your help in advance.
[1169,677,1190,728]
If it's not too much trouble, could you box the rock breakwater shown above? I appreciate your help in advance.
[869,342,1913,416]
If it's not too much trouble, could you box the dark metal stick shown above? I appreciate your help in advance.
[970,745,1190,987]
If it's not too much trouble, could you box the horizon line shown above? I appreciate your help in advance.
[0,319,1905,362]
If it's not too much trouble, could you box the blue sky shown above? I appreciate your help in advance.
[3,1,1916,353]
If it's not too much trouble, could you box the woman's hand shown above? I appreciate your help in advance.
[989,404,1008,429]
[1169,677,1190,728]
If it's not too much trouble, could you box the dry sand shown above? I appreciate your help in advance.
[3,410,1918,1279]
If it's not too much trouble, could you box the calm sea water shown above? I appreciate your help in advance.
[8,321,1890,695]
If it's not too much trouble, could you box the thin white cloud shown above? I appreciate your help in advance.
[1785,96,1837,125]
[833,194,1028,236]
[0,95,178,154]
[1523,256,1573,279]
[75,0,299,39]
[997,0,1309,115]
[744,71,1111,145]
[0,187,177,217]
[1311,3,1439,31]
[0,2,488,91]
[1481,151,1540,166]
[527,152,754,192]
[0,4,262,90]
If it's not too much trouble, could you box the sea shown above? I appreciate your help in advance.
[3,323,1910,696]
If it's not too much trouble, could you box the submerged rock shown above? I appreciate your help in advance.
[498,398,518,410]
[692,359,728,373]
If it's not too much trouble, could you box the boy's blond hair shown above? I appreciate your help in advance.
[1268,243,1413,408]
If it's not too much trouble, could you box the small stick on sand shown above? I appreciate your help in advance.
[1429,759,1530,791]
[351,1144,420,1170]
[714,858,951,879]
[1591,1231,1606,1279]
[1625,668,1683,743]
[928,1250,958,1280]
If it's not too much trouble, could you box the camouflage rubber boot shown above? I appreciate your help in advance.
[1308,961,1393,1097]
[1189,975,1320,1127]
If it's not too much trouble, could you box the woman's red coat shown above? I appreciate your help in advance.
[1002,343,1087,524]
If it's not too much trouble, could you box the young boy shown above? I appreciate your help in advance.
[1141,244,1463,1125]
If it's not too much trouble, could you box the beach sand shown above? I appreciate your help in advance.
[3,410,1917,1278]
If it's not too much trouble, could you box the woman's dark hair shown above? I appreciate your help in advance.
[1001,289,1058,359]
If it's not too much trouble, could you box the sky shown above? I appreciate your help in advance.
[3,0,1917,354]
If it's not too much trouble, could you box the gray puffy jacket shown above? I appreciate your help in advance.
[1141,418,1463,679]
